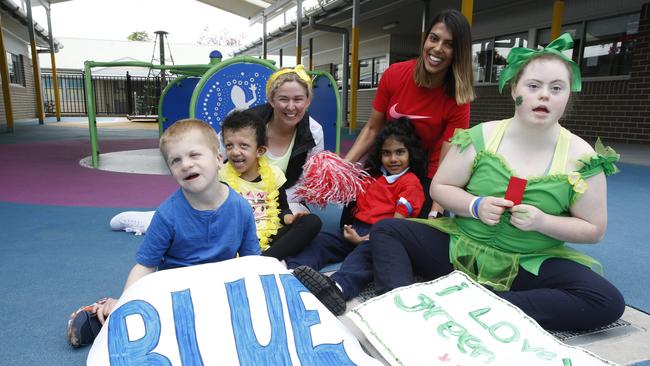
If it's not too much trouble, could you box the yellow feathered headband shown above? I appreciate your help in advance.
[265,64,312,97]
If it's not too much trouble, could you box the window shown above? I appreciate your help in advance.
[334,63,343,82]
[580,13,639,77]
[491,33,528,83]
[472,33,527,84]
[334,56,387,89]
[472,11,640,84]
[6,52,25,86]
[359,56,387,88]
[536,14,639,78]
[358,60,372,88]
[536,23,582,62]
[373,57,387,85]
[472,39,493,83]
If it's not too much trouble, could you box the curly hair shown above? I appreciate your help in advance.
[365,117,426,179]
[221,109,267,148]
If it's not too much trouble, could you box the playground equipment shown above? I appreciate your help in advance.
[84,53,341,168]
[128,31,176,122]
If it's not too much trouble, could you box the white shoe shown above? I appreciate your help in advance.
[109,211,155,235]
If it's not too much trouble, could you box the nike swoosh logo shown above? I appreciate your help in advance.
[388,104,431,120]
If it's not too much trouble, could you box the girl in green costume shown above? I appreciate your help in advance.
[368,33,624,331]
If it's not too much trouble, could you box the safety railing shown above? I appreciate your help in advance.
[41,72,166,116]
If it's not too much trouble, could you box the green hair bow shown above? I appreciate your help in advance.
[498,32,582,93]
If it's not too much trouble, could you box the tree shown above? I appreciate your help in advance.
[127,31,151,42]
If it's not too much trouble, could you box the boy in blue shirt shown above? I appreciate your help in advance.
[66,118,260,348]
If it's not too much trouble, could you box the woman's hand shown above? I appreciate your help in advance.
[509,204,546,232]
[343,225,369,244]
[477,197,513,226]
[93,297,118,325]
[428,201,445,219]
[284,212,309,225]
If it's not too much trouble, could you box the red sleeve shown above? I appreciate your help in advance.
[441,101,470,143]
[371,64,395,113]
[394,202,410,217]
[394,173,426,217]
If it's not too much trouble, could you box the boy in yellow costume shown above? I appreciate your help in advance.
[220,110,321,260]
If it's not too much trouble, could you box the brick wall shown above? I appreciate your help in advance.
[471,3,650,145]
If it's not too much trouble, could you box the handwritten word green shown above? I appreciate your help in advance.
[394,294,495,363]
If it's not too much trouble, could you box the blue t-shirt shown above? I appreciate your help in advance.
[136,187,260,270]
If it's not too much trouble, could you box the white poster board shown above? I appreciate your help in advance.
[87,256,382,365]
[347,271,617,366]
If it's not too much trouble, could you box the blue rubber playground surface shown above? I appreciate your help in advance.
[0,117,648,365]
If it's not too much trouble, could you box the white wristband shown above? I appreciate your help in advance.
[468,196,480,219]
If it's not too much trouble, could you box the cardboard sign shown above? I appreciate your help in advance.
[347,271,617,366]
[87,256,382,366]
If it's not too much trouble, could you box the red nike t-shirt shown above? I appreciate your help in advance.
[373,59,470,178]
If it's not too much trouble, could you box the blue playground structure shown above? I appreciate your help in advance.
[84,53,341,167]
[188,57,275,131]
[158,76,200,133]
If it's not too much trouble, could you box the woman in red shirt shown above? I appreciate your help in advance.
[345,9,475,219]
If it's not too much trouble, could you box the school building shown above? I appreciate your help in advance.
[0,0,61,125]
[231,0,649,144]
[2,0,649,145]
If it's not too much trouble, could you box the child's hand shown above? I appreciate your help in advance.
[284,212,309,225]
[93,297,118,325]
[477,197,513,226]
[343,225,369,244]
[509,204,545,232]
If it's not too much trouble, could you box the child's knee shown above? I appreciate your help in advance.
[601,283,626,325]
[300,213,322,231]
[369,218,401,235]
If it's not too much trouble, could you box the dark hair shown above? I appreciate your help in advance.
[365,117,426,179]
[221,110,267,148]
[415,9,475,104]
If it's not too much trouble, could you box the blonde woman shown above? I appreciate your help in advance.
[247,65,324,214]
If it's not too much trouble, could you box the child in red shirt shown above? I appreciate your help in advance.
[288,117,425,315]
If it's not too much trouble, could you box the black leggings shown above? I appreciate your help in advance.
[261,214,322,261]
[370,218,625,331]
[418,177,433,218]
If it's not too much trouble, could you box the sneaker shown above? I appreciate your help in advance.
[293,265,346,316]
[66,301,105,348]
[109,211,155,235]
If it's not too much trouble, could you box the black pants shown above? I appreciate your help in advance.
[285,220,373,300]
[261,214,322,261]
[418,177,433,218]
[370,218,625,331]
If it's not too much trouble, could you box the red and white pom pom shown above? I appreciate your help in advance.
[294,151,374,208]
